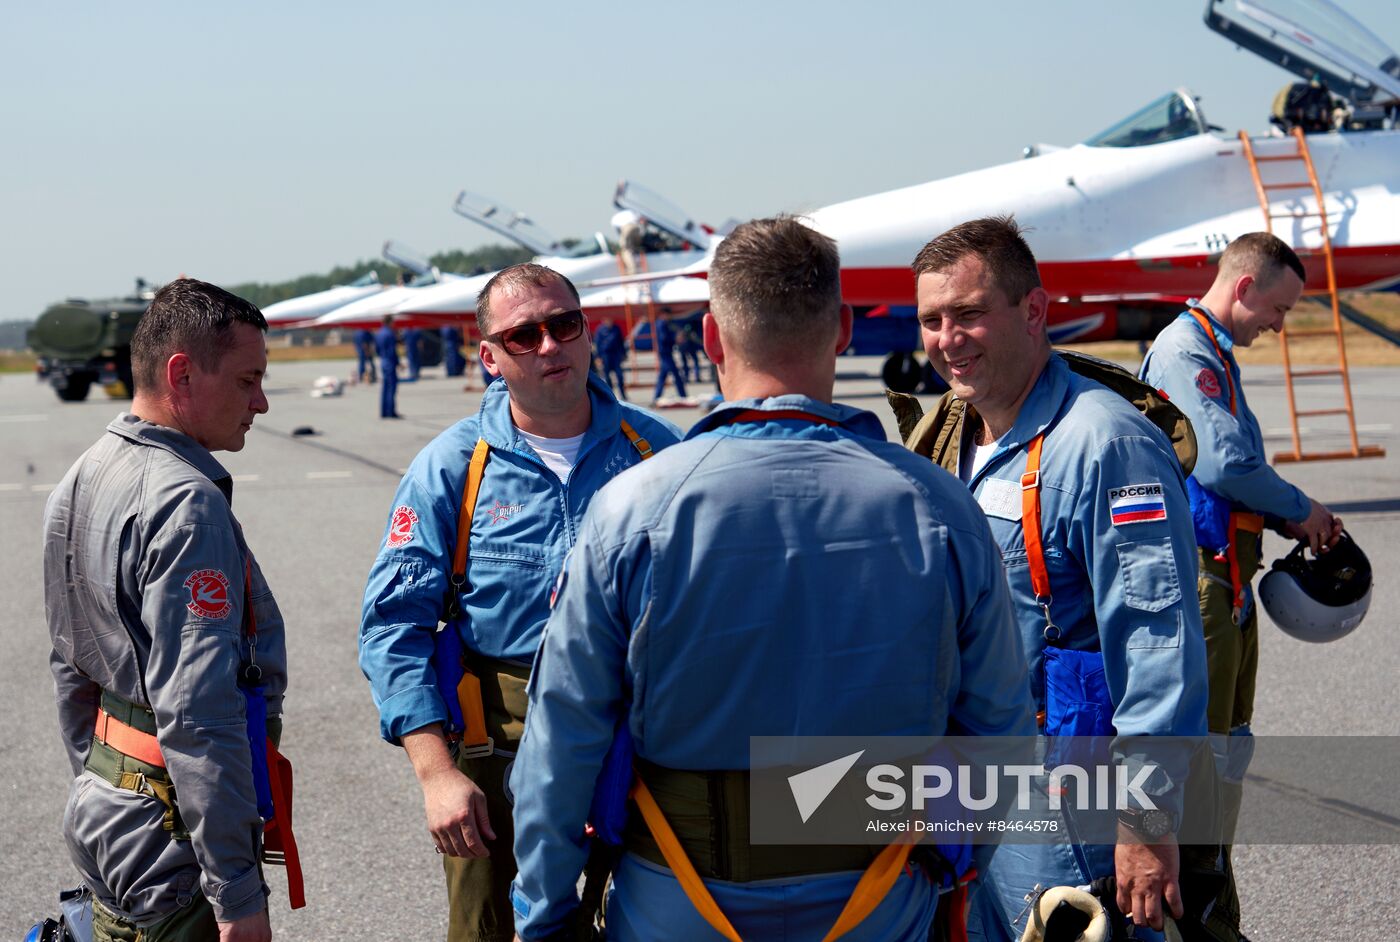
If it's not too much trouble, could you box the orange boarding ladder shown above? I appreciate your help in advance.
[615,250,663,389]
[1237,128,1383,463]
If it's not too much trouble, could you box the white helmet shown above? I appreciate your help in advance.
[1259,531,1372,643]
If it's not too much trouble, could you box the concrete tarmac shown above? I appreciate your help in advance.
[3,356,1397,938]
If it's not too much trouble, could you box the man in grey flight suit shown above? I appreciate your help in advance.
[44,279,288,942]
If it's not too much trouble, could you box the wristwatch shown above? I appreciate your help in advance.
[1118,807,1175,840]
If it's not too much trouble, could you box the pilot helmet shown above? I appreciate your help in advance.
[1259,531,1372,643]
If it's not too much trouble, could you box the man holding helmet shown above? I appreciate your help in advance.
[1140,232,1345,939]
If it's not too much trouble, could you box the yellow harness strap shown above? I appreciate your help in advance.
[630,776,915,942]
[449,425,653,749]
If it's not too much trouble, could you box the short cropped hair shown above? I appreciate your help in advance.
[131,279,267,393]
[476,263,580,338]
[911,214,1041,304]
[708,215,842,363]
[1218,232,1306,287]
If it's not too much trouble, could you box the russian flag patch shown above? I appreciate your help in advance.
[1107,483,1168,526]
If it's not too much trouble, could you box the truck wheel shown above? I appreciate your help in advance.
[882,352,921,393]
[57,376,92,402]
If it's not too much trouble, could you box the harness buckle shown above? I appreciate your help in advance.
[1020,470,1041,491]
[458,736,495,760]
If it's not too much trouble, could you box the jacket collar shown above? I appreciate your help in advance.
[1188,302,1236,356]
[477,371,624,454]
[687,395,887,441]
[106,413,233,501]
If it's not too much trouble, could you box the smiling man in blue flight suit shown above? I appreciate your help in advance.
[909,217,1209,940]
[1140,232,1342,940]
[509,216,1036,941]
[358,263,680,942]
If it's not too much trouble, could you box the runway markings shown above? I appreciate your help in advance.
[0,483,22,491]
[306,470,353,480]
[31,484,56,493]
[0,414,47,423]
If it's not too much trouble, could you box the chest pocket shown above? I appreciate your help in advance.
[470,543,549,572]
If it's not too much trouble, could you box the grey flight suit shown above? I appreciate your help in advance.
[43,414,288,927]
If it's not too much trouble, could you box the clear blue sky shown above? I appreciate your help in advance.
[2,1,1397,318]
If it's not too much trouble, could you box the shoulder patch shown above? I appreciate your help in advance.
[1195,368,1222,399]
[185,569,233,619]
[387,505,419,548]
[1107,483,1168,526]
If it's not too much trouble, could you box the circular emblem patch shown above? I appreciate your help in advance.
[387,505,419,548]
[1195,367,1222,399]
[185,569,232,619]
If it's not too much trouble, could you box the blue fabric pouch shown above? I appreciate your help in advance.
[241,685,275,821]
[588,724,636,845]
[1042,646,1115,769]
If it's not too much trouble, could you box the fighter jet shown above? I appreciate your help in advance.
[582,0,1400,390]
[261,271,386,328]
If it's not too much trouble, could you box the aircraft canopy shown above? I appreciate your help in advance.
[1084,89,1211,148]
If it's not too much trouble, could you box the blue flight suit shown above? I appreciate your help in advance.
[652,319,687,401]
[441,326,466,377]
[354,328,375,382]
[594,322,627,400]
[508,396,1037,941]
[358,372,681,740]
[374,325,400,418]
[403,327,422,382]
[954,354,1209,942]
[677,324,703,382]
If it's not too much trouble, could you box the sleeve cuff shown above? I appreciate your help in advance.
[379,684,450,745]
[203,863,267,923]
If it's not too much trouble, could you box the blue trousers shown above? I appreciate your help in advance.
[601,360,627,400]
[653,352,687,400]
[380,365,398,417]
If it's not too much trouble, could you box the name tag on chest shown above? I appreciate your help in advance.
[976,477,1022,521]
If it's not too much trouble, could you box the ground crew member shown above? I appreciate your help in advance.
[404,326,423,382]
[1140,232,1342,939]
[358,263,680,942]
[375,314,401,419]
[355,326,377,383]
[442,324,467,378]
[43,279,289,942]
[593,314,627,400]
[677,321,704,382]
[909,217,1209,939]
[509,217,1036,941]
[648,317,687,404]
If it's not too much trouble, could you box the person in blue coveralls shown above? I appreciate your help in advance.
[442,324,467,377]
[909,216,1209,940]
[403,326,422,381]
[374,314,400,419]
[508,216,1036,942]
[358,263,680,942]
[1140,232,1342,941]
[648,316,687,404]
[592,314,627,400]
[354,326,377,383]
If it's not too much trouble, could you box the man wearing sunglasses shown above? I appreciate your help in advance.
[359,263,681,942]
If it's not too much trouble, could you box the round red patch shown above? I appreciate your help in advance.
[387,505,419,548]
[185,569,232,619]
[1196,368,1222,399]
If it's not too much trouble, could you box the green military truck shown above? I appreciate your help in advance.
[27,282,153,402]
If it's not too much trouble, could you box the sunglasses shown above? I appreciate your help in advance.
[487,309,586,355]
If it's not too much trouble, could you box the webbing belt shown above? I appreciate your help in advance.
[630,775,915,942]
[95,707,165,768]
[1019,433,1057,641]
[446,420,653,755]
[1186,308,1263,621]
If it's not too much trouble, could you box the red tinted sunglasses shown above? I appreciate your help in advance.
[487,309,586,355]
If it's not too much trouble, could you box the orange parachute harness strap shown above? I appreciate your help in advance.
[446,421,653,753]
[630,776,916,942]
[1186,308,1267,622]
[1019,432,1056,730]
[93,708,165,769]
[241,556,306,910]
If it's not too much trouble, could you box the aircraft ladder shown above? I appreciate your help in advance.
[616,250,662,390]
[1238,127,1384,463]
